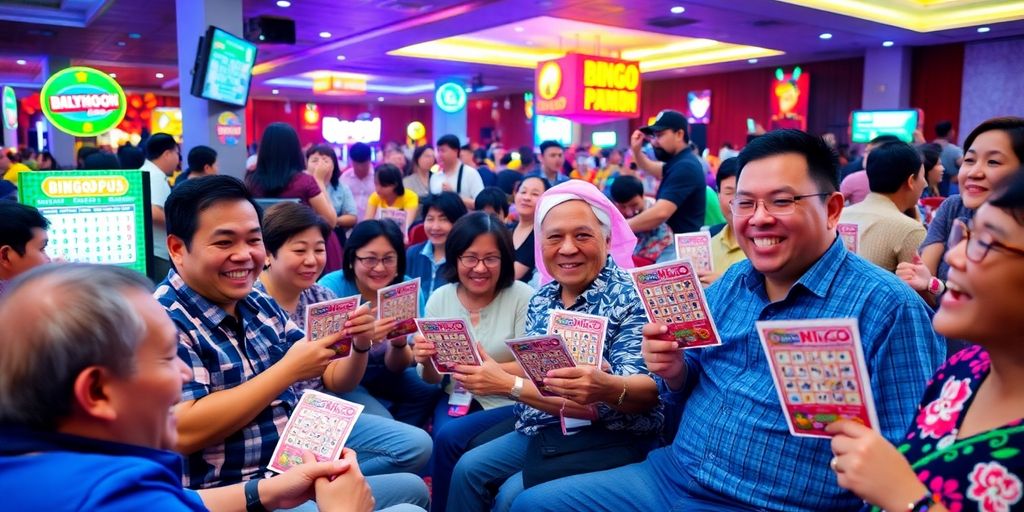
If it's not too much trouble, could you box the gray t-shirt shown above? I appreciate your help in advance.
[921,194,973,280]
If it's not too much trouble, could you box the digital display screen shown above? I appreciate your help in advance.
[850,110,919,143]
[535,115,573,147]
[591,131,617,147]
[197,27,256,107]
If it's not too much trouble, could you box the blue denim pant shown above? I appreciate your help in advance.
[282,472,430,512]
[430,403,515,512]
[447,430,529,512]
[342,398,432,477]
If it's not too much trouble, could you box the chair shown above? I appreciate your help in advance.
[920,196,945,210]
[408,223,427,246]
[632,255,655,267]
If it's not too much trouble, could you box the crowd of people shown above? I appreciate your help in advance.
[1,110,1023,512]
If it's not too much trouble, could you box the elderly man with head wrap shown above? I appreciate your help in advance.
[446,181,664,512]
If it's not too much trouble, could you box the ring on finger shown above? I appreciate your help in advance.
[830,456,840,472]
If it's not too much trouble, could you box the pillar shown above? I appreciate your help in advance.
[861,47,912,110]
[432,79,468,145]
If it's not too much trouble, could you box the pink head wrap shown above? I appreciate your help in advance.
[533,180,637,286]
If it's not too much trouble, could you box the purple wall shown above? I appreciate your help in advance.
[959,37,1024,139]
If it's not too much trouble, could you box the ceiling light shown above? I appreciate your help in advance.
[276,0,291,6]
[882,40,894,47]
[977,26,991,33]
[116,41,127,47]
[272,89,280,95]
[15,59,26,65]
[377,96,384,102]
[128,32,141,39]
[819,32,833,39]
[319,31,332,38]
[670,6,685,14]
[109,72,117,78]
[336,54,346,61]
[748,58,758,63]
[155,72,165,78]
[418,98,426,104]
[514,26,524,33]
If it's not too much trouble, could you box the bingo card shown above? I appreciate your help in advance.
[505,335,576,397]
[628,260,722,349]
[377,208,409,243]
[269,390,363,473]
[378,278,420,340]
[415,318,482,373]
[837,223,860,254]
[547,310,607,368]
[305,294,361,358]
[674,232,714,274]
[756,318,879,438]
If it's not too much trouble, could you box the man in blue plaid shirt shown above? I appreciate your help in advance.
[511,130,945,511]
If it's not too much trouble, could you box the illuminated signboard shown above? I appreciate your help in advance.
[41,66,127,137]
[216,111,243,146]
[687,90,711,124]
[323,116,381,144]
[535,115,573,147]
[435,81,467,114]
[591,131,617,148]
[770,66,810,131]
[2,86,16,130]
[151,107,182,137]
[312,74,368,95]
[850,110,920,143]
[535,53,641,124]
[406,121,426,142]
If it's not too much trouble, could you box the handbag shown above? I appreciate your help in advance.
[521,424,654,489]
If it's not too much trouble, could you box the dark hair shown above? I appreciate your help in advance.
[437,134,461,152]
[474,187,509,217]
[716,157,740,189]
[935,120,954,139]
[145,133,178,161]
[460,144,472,152]
[989,167,1024,225]
[737,129,840,194]
[342,220,406,285]
[249,123,305,197]
[375,163,405,196]
[517,175,551,193]
[420,191,468,224]
[440,212,516,290]
[917,142,942,173]
[349,142,372,163]
[963,116,1024,164]
[866,141,922,194]
[499,153,514,166]
[166,175,263,250]
[306,145,341,188]
[82,152,120,170]
[609,175,645,203]
[518,146,536,167]
[0,203,49,255]
[412,145,434,174]
[868,134,901,147]
[473,148,488,166]
[262,202,330,257]
[116,145,145,170]
[38,151,60,170]
[187,145,218,175]
[539,140,563,155]
[76,146,99,167]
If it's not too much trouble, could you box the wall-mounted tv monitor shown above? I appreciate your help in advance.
[190,26,257,107]
[850,109,921,143]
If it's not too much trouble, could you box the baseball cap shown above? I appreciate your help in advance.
[639,110,688,135]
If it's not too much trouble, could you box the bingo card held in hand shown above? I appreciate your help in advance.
[756,318,879,438]
[269,390,363,473]
[628,260,722,349]
[505,335,576,397]
[837,223,860,254]
[377,278,420,340]
[674,232,714,274]
[377,208,409,242]
[547,310,607,368]
[414,318,482,373]
[305,294,361,358]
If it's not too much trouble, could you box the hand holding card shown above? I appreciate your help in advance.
[377,278,420,340]
[269,390,364,473]
[505,335,576,397]
[629,260,722,349]
[414,318,482,374]
[305,295,361,358]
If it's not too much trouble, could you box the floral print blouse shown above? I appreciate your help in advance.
[871,345,1023,512]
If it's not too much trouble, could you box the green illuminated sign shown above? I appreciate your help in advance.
[40,66,127,137]
[435,82,467,114]
[2,86,16,130]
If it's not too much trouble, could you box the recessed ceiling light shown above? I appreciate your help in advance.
[670,6,685,14]
[673,68,688,74]
[336,54,346,61]
[819,33,833,40]
[15,59,26,65]
[109,72,117,78]
[377,96,384,102]
[128,32,141,39]
[514,26,524,33]
[882,40,894,47]
[418,98,426,104]
[272,89,280,95]
[748,58,758,64]
[116,41,127,47]
[319,31,332,39]
[155,72,165,78]
[276,0,291,6]
[977,26,991,33]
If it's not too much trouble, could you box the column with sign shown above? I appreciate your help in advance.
[433,79,468,145]
[2,86,17,149]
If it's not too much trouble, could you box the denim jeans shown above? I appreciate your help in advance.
[353,366,444,427]
[446,431,529,512]
[430,403,515,512]
[346,409,432,476]
[281,472,430,512]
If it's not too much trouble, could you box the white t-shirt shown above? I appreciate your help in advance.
[142,160,171,259]
[429,164,484,200]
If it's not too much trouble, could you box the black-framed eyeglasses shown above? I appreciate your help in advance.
[354,255,398,269]
[458,255,501,268]
[950,218,1024,263]
[729,193,831,217]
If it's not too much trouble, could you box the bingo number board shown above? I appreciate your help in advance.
[18,170,152,275]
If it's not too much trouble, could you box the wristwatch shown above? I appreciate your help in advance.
[928,277,946,295]
[244,478,268,512]
[509,376,524,400]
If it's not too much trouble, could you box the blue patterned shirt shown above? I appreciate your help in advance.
[660,237,945,511]
[514,257,664,436]
[155,270,305,489]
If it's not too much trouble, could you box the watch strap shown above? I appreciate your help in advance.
[244,478,268,512]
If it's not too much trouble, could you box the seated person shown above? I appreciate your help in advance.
[839,140,927,272]
[319,220,442,428]
[365,164,418,235]
[610,175,673,263]
[0,202,50,297]
[406,192,468,295]
[474,187,510,221]
[702,157,747,285]
[511,129,944,512]
[509,176,549,284]
[0,264,373,512]
[156,176,428,510]
[829,169,1024,512]
[448,180,662,512]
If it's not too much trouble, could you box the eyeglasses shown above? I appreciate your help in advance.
[949,218,1024,263]
[730,193,831,217]
[458,255,501,268]
[354,255,397,269]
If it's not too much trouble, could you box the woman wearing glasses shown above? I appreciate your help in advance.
[411,212,534,512]
[826,170,1024,512]
[319,219,442,428]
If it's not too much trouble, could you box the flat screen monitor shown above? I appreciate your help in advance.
[190,26,257,107]
[850,109,920,143]
[535,115,573,147]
